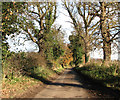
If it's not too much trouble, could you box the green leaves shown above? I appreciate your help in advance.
[69,35,84,67]
[2,2,26,60]
[75,63,120,90]
[44,26,64,61]
[53,44,64,60]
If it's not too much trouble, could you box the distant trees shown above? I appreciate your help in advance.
[69,34,84,67]
[2,2,119,65]
[63,1,99,63]
[61,46,73,67]
[44,26,65,61]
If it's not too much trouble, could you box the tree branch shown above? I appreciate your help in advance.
[110,31,120,42]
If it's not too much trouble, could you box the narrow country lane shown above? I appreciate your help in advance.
[33,68,98,98]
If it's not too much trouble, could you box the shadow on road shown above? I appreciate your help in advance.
[26,68,120,98]
[46,82,85,88]
[72,68,120,98]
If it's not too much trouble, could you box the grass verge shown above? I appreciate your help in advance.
[2,65,63,98]
[74,63,120,91]
[2,52,65,98]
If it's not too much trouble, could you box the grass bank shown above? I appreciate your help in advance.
[2,52,64,98]
[74,62,120,91]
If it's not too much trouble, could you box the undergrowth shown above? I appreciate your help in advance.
[2,52,64,98]
[74,62,120,91]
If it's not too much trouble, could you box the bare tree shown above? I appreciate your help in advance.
[63,1,99,63]
[89,2,119,63]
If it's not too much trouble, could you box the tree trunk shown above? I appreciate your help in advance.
[85,52,90,63]
[84,41,90,63]
[103,41,111,61]
[84,51,90,63]
[38,46,41,53]
[100,2,111,64]
[37,42,43,53]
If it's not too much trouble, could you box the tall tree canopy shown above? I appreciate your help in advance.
[69,34,84,67]
[89,2,119,62]
[63,1,119,63]
[63,1,100,63]
[17,2,57,52]
[2,2,65,63]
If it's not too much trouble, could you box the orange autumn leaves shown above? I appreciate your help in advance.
[62,48,73,66]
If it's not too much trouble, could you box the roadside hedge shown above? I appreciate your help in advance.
[74,63,120,91]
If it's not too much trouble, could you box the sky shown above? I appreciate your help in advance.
[7,2,119,60]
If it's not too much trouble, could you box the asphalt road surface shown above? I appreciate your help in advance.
[33,68,99,98]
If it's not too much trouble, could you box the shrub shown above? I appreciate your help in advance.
[75,62,120,90]
[3,52,47,79]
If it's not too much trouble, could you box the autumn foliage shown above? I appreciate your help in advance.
[61,46,73,66]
